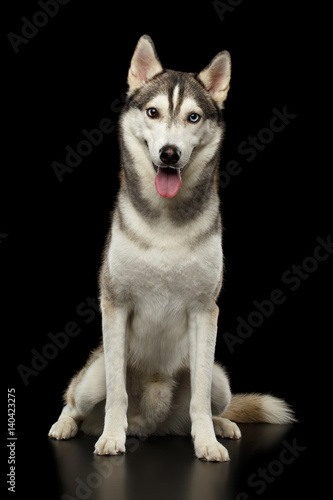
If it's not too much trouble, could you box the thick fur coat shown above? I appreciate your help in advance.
[49,36,294,462]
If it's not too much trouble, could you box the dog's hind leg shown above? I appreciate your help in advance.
[211,362,232,416]
[140,375,175,423]
[48,403,81,440]
[48,346,106,440]
[210,363,241,439]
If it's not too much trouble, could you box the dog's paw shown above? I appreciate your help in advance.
[213,417,241,439]
[194,439,230,462]
[48,418,78,440]
[94,434,126,456]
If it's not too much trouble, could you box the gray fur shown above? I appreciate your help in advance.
[49,36,294,462]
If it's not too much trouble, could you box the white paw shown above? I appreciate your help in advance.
[213,417,241,439]
[48,418,78,440]
[194,439,230,462]
[94,434,126,455]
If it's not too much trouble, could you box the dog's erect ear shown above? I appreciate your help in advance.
[127,35,163,94]
[198,51,231,108]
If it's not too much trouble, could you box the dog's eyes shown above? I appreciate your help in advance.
[147,108,159,119]
[188,113,201,123]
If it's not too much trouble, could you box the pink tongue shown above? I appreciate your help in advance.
[155,167,182,198]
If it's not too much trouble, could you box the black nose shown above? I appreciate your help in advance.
[159,145,181,165]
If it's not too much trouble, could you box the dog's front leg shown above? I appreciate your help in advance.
[189,305,230,462]
[94,296,128,455]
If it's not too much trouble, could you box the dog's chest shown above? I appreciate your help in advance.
[108,229,222,313]
[107,228,221,374]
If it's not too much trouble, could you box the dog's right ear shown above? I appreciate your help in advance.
[198,51,231,108]
[127,35,163,94]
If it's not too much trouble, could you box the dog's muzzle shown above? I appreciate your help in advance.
[159,145,181,166]
[151,145,183,199]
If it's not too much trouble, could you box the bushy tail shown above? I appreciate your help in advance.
[222,393,296,424]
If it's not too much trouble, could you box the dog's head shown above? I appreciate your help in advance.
[120,35,231,199]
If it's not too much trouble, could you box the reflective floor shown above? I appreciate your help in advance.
[44,423,310,500]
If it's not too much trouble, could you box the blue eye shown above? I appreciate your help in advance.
[188,113,201,123]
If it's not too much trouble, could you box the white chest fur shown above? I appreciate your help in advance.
[107,211,223,375]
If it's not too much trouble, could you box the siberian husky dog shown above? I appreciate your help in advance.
[49,35,294,461]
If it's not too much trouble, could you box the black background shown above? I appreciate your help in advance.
[3,1,330,499]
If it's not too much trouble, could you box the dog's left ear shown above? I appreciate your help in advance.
[127,35,163,94]
[198,51,231,108]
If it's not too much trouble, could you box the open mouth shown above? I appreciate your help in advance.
[153,165,184,198]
